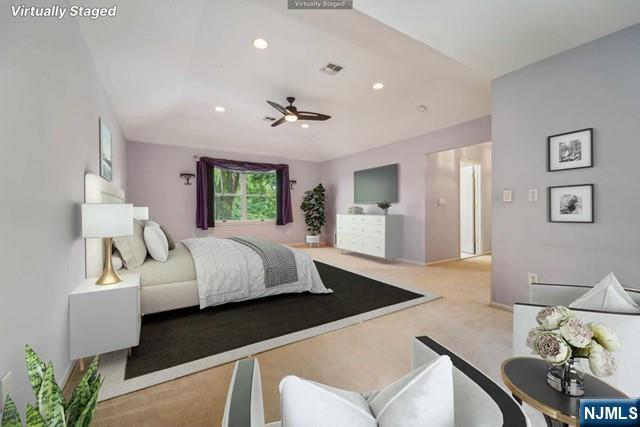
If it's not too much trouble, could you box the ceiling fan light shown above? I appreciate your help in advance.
[285,114,298,122]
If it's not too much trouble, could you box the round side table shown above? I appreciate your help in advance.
[501,357,627,427]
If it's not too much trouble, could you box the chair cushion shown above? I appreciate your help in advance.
[570,273,640,313]
[279,356,454,427]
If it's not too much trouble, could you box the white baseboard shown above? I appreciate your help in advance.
[489,301,513,312]
[425,257,461,266]
[397,258,426,266]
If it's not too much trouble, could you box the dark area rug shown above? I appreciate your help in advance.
[125,261,425,379]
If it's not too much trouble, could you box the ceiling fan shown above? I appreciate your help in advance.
[266,97,331,127]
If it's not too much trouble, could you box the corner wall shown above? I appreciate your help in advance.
[491,24,640,305]
[0,13,127,414]
[320,117,491,263]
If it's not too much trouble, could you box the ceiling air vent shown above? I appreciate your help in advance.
[320,62,343,76]
[263,116,276,122]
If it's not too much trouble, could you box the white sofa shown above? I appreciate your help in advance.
[513,282,640,397]
[222,336,529,426]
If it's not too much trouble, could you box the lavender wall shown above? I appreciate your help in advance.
[126,141,322,243]
[320,117,491,263]
[0,12,127,415]
[425,142,492,263]
[492,24,640,305]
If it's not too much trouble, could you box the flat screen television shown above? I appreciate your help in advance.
[354,163,398,204]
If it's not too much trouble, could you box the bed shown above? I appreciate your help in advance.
[84,173,331,315]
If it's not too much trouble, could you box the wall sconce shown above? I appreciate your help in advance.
[289,180,297,190]
[180,173,195,185]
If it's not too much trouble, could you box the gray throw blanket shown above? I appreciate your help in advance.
[228,236,298,287]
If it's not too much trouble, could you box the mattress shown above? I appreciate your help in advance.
[126,242,196,287]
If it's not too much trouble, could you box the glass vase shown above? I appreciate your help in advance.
[546,358,585,397]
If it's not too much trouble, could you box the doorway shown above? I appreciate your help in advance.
[460,161,482,259]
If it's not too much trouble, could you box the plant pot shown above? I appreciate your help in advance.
[306,235,320,247]
[381,209,388,215]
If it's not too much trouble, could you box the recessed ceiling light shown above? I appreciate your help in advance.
[301,124,309,128]
[214,106,225,112]
[252,38,268,49]
[372,82,384,90]
[416,105,428,112]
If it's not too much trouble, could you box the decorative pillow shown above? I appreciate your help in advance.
[111,251,123,271]
[160,225,176,250]
[279,376,376,427]
[279,356,454,427]
[113,220,147,269]
[144,220,169,262]
[570,273,640,313]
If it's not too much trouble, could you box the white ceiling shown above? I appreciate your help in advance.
[355,0,640,78]
[78,1,639,162]
[77,0,490,162]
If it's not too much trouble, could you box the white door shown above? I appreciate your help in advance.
[460,164,476,255]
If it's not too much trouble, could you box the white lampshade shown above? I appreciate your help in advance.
[133,206,149,220]
[82,204,133,238]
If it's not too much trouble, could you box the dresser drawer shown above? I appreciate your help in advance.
[362,215,386,225]
[337,215,359,224]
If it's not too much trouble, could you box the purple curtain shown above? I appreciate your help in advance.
[196,157,293,230]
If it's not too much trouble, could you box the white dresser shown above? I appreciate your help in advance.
[336,214,403,260]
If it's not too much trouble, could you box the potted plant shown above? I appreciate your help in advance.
[377,201,391,215]
[300,183,326,247]
[1,346,102,427]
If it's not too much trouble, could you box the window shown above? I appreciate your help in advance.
[213,168,277,222]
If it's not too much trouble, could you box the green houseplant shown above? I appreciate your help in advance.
[300,183,326,246]
[1,346,102,427]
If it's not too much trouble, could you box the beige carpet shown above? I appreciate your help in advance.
[71,248,545,426]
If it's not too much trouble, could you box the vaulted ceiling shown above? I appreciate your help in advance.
[77,0,640,161]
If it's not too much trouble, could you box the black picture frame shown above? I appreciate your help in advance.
[547,128,593,172]
[548,184,594,223]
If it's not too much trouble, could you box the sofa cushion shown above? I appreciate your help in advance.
[279,356,454,427]
[570,273,640,313]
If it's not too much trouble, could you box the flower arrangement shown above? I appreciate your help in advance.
[527,306,619,377]
[377,201,391,214]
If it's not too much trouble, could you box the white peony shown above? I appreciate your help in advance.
[589,342,617,377]
[590,322,621,352]
[526,327,542,352]
[536,333,571,365]
[536,306,573,330]
[559,318,593,348]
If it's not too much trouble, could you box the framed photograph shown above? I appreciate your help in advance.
[548,184,594,223]
[547,128,593,172]
[99,118,112,181]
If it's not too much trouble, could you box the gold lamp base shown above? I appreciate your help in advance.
[96,237,122,285]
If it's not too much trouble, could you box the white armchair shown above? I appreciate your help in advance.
[222,336,529,426]
[513,282,640,397]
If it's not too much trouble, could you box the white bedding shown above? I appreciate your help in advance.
[182,237,333,309]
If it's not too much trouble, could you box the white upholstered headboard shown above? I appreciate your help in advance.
[84,173,126,278]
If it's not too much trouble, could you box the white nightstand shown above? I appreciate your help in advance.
[70,273,141,368]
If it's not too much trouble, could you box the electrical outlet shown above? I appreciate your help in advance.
[1,371,12,405]
[528,273,538,284]
[528,189,538,202]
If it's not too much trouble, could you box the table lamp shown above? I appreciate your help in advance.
[82,203,133,285]
[133,206,149,221]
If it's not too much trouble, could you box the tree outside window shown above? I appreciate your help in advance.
[213,169,277,222]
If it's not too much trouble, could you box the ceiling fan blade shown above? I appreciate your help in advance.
[297,111,331,121]
[267,100,289,116]
[270,116,286,127]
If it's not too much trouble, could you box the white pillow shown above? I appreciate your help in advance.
[570,273,640,313]
[279,356,454,427]
[111,251,123,271]
[143,220,169,262]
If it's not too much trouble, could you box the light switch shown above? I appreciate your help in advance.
[528,189,538,202]
[502,190,513,203]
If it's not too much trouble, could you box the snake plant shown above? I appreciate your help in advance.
[1,346,102,427]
